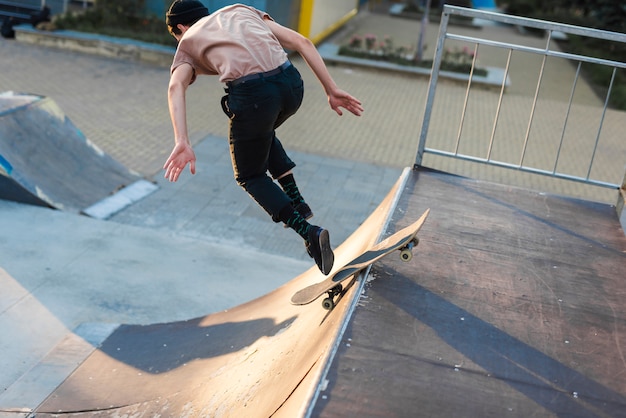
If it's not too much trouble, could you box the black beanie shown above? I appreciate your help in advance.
[166,0,209,26]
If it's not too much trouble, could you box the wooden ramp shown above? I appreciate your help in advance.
[29,170,410,418]
[310,167,626,417]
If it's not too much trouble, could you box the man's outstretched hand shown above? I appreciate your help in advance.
[163,142,196,182]
[328,89,364,117]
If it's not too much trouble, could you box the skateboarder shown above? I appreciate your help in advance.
[163,0,363,275]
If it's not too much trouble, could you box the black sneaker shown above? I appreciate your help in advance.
[306,226,334,275]
[283,202,313,228]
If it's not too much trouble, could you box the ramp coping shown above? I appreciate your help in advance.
[301,166,413,418]
[82,179,159,219]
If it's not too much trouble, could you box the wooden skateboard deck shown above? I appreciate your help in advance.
[291,208,430,310]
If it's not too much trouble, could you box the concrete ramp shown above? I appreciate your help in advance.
[31,169,411,417]
[0,92,154,216]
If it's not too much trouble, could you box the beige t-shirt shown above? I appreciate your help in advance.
[171,4,288,84]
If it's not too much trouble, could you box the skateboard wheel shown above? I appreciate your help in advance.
[400,248,413,262]
[322,297,335,310]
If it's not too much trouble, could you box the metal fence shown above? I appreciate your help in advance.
[415,5,626,192]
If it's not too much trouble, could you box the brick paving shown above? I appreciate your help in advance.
[0,9,623,261]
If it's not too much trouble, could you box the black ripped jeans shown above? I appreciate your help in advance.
[221,64,304,222]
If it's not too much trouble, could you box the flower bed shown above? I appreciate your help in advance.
[338,33,488,77]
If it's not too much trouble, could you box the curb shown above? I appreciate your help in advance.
[13,24,175,67]
[318,43,510,89]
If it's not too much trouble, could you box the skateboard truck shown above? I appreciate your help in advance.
[399,238,419,262]
[322,284,343,310]
[321,237,419,310]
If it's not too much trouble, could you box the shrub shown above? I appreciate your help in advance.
[54,0,176,47]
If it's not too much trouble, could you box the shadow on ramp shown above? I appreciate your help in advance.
[0,92,153,216]
[31,169,411,417]
[312,168,626,417]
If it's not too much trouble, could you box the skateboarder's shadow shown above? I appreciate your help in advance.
[375,275,626,417]
[99,315,297,374]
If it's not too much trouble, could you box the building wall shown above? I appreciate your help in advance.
[152,0,355,37]
[301,0,357,42]
[45,0,356,41]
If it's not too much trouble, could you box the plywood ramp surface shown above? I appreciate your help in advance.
[312,168,626,418]
[33,170,410,417]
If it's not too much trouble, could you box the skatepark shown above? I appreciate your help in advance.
[1,5,626,417]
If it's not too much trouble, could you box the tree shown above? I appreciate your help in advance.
[594,0,626,33]
[505,0,625,33]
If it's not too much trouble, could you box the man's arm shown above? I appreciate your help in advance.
[164,63,197,182]
[265,18,363,117]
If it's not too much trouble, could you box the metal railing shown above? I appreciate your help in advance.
[415,6,626,191]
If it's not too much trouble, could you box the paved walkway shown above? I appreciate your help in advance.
[2,10,622,204]
[0,7,623,253]
[325,11,623,204]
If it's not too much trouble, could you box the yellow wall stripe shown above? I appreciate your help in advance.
[298,0,314,38]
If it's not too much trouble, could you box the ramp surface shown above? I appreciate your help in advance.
[0,92,142,213]
[32,170,410,417]
[311,168,626,417]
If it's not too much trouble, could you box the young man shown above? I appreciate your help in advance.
[163,0,363,275]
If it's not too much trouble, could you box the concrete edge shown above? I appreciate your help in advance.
[0,323,119,415]
[300,166,413,418]
[82,179,159,220]
[13,25,175,67]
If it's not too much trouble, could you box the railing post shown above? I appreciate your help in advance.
[618,168,626,234]
[415,5,451,168]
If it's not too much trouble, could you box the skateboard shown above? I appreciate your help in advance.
[291,208,430,310]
